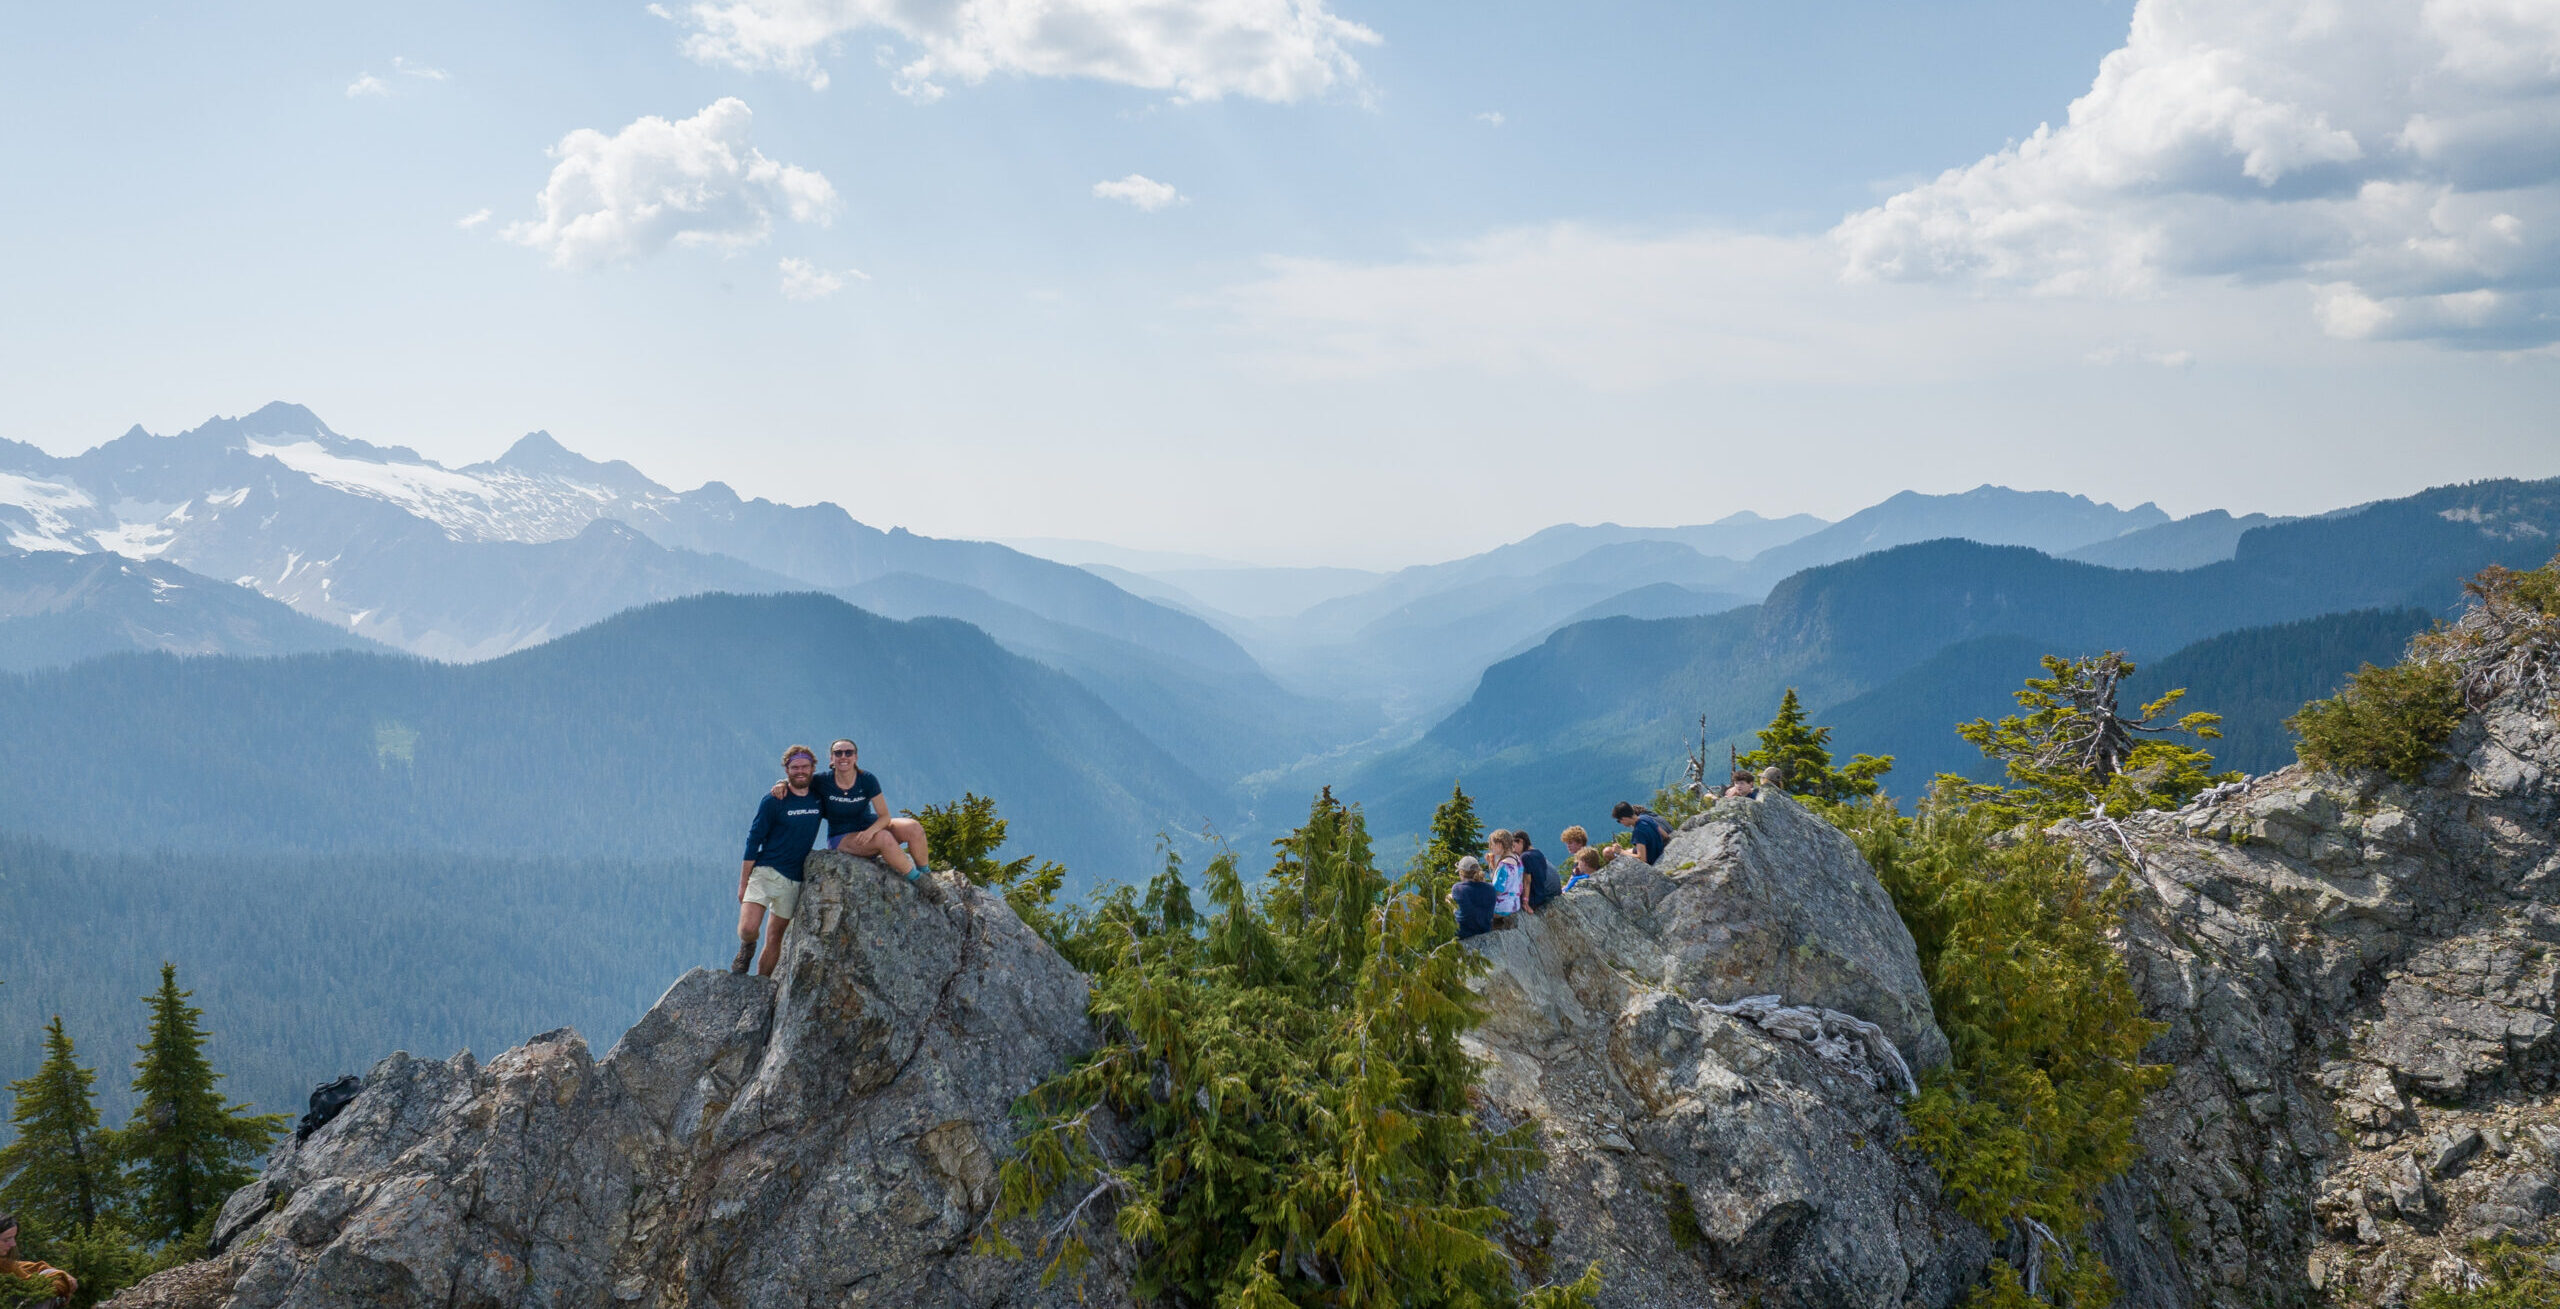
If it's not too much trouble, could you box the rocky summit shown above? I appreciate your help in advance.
[2064,682,2560,1309]
[1463,794,1984,1309]
[110,680,2560,1308]
[111,851,1124,1308]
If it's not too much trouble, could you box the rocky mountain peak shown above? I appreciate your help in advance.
[2059,673,2560,1308]
[481,431,667,499]
[115,852,1118,1307]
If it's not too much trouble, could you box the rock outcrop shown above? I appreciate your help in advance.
[2065,687,2560,1308]
[114,851,1122,1308]
[1465,793,1984,1309]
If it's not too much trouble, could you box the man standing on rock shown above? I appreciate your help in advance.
[1612,801,1671,865]
[736,745,828,976]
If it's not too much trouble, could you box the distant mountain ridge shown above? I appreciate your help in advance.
[1225,487,2181,717]
[0,548,378,671]
[1343,475,2560,851]
[0,403,1257,665]
[0,591,1221,881]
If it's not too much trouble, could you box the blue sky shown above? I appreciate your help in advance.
[5,0,2556,566]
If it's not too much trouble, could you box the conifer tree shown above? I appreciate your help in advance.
[984,788,1598,1307]
[913,792,1068,935]
[1833,798,2168,1308]
[1735,688,1893,802]
[0,1017,119,1237]
[1415,782,1483,888]
[120,965,284,1244]
[1945,652,2232,825]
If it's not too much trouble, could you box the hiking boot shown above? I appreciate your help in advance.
[906,868,945,905]
[730,940,756,974]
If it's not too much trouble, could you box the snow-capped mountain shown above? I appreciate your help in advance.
[0,403,1215,656]
[0,405,774,659]
[0,548,376,672]
[0,403,1332,780]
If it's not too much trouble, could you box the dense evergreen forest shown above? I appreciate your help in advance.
[0,835,716,1120]
[0,592,1222,887]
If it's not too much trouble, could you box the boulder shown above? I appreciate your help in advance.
[1461,796,1981,1309]
[1643,792,1949,1073]
[115,851,1120,1309]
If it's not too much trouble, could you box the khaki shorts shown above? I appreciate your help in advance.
[743,866,803,921]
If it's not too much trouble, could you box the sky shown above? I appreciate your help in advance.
[3,0,2556,568]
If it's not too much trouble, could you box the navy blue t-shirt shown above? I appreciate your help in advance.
[1630,814,1670,864]
[744,789,827,881]
[1520,846,1559,908]
[1451,881,1498,939]
[815,769,884,842]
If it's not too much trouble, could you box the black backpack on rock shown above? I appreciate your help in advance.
[296,1074,364,1141]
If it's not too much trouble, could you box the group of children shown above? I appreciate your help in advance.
[1445,800,1677,940]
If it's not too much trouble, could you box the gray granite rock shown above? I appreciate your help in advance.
[1463,823,1983,1309]
[2078,681,2560,1309]
[123,853,1118,1309]
[1649,792,1951,1073]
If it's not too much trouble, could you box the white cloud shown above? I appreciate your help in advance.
[394,57,449,81]
[1474,110,1505,126]
[1835,0,2560,348]
[503,98,839,271]
[345,74,390,98]
[1093,173,1183,211]
[660,0,1380,102]
[457,208,493,230]
[779,256,866,299]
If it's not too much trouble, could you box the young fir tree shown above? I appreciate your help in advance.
[1943,652,2233,826]
[1415,782,1484,889]
[1735,688,1893,802]
[912,792,1068,936]
[120,965,284,1244]
[0,1017,120,1237]
[1832,798,2168,1309]
[983,789,1598,1308]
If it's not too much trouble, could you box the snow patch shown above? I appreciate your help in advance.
[94,500,191,559]
[0,472,97,551]
[243,438,659,544]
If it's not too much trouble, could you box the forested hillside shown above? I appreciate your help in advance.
[1347,477,2560,848]
[0,592,1222,881]
[0,549,377,670]
[1819,608,2437,783]
[0,835,714,1121]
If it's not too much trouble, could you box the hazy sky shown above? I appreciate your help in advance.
[5,0,2555,567]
